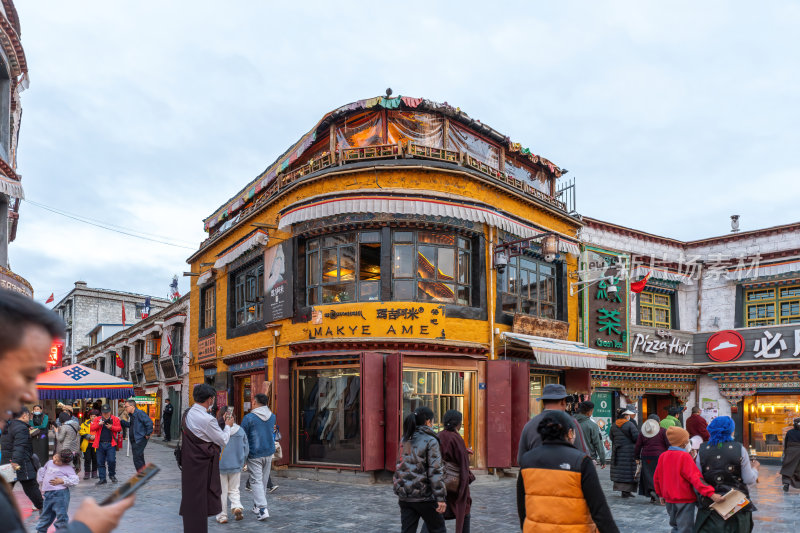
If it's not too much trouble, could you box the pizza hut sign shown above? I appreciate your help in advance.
[632,328,692,356]
[694,325,800,365]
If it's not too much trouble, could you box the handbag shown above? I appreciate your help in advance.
[0,464,17,484]
[442,461,461,493]
[273,442,283,461]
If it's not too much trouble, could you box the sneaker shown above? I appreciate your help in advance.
[252,505,259,515]
[233,508,244,521]
[216,515,228,524]
[784,484,790,492]
[96,479,107,485]
[256,508,269,521]
[268,485,279,493]
[110,476,118,483]
[245,480,252,492]
[83,472,90,480]
[91,470,98,479]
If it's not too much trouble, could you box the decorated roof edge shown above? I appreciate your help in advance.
[203,95,564,231]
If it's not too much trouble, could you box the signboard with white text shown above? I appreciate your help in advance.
[694,325,800,365]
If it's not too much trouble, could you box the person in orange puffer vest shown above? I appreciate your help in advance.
[517,410,619,533]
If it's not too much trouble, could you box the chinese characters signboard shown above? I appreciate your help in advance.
[694,325,800,365]
[581,247,630,357]
[197,333,217,362]
[308,303,446,340]
[47,340,63,370]
[264,241,293,323]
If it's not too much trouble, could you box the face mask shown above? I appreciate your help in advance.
[33,411,42,415]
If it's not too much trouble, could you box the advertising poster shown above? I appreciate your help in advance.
[591,391,614,458]
[701,397,719,424]
[264,240,293,322]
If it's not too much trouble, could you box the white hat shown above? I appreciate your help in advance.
[690,435,703,450]
[641,419,660,439]
[622,409,635,416]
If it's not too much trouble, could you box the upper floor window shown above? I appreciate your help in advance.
[745,285,800,327]
[145,336,161,356]
[640,291,671,328]
[233,262,264,326]
[170,325,184,356]
[392,230,471,305]
[306,231,381,305]
[134,340,144,363]
[499,256,556,318]
[200,285,216,331]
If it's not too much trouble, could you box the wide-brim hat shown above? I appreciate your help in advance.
[538,383,569,401]
[101,404,111,413]
[641,419,660,438]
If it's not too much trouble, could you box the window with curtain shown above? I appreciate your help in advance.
[392,230,471,306]
[306,231,381,305]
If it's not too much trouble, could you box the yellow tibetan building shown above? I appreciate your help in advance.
[187,95,605,472]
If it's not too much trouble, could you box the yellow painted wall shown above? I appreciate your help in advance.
[188,167,582,388]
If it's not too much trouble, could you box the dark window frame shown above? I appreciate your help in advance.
[198,283,216,338]
[227,258,267,339]
[498,254,558,319]
[305,230,381,305]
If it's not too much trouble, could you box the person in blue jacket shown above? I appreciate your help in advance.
[120,399,153,472]
[240,394,276,521]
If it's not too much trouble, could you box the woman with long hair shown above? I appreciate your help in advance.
[609,408,639,498]
[393,406,447,533]
[780,417,800,492]
[695,416,759,533]
[517,410,619,532]
[421,410,474,533]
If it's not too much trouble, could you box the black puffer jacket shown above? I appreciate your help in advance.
[393,426,447,502]
[0,419,38,481]
[610,419,639,484]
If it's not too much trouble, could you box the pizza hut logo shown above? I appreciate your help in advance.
[706,330,745,362]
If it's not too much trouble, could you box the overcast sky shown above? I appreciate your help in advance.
[11,1,800,304]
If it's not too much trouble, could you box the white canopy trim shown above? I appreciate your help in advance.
[630,266,691,283]
[728,258,800,281]
[0,175,23,199]
[279,194,580,256]
[196,270,213,285]
[214,230,269,269]
[501,332,608,370]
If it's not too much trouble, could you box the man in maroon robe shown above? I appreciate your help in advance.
[179,384,232,533]
[685,407,710,442]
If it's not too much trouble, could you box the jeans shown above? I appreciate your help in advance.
[96,441,117,480]
[666,502,696,533]
[131,438,148,472]
[247,455,273,510]
[218,472,242,519]
[399,501,446,533]
[12,478,43,510]
[36,489,70,532]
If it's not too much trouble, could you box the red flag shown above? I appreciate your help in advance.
[122,301,126,326]
[631,272,652,293]
[115,352,124,368]
[45,293,54,304]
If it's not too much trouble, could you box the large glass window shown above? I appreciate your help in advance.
[499,256,557,318]
[306,231,381,305]
[402,369,475,453]
[233,262,264,326]
[296,366,361,466]
[640,290,672,328]
[392,231,471,305]
[745,285,800,326]
[743,394,800,458]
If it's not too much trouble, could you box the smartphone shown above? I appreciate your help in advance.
[227,406,234,415]
[99,463,160,505]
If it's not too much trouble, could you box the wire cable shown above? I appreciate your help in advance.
[22,199,197,250]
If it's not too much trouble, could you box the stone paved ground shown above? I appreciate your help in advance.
[14,441,800,532]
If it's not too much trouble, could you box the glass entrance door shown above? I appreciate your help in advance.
[529,373,561,417]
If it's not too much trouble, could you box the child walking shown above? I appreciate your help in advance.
[653,427,722,533]
[216,410,249,524]
[36,449,80,533]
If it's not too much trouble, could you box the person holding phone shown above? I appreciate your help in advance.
[90,405,122,485]
[0,289,135,533]
[120,399,153,473]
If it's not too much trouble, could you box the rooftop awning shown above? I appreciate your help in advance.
[279,192,581,256]
[214,229,269,269]
[500,332,608,369]
[0,174,24,199]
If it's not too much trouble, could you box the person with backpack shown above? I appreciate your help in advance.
[393,406,447,533]
[56,411,81,474]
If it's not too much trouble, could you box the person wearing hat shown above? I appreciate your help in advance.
[781,417,800,492]
[517,410,619,533]
[517,384,590,464]
[654,426,721,533]
[660,406,682,430]
[635,416,669,503]
[694,416,759,533]
[89,404,122,485]
[609,408,639,498]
